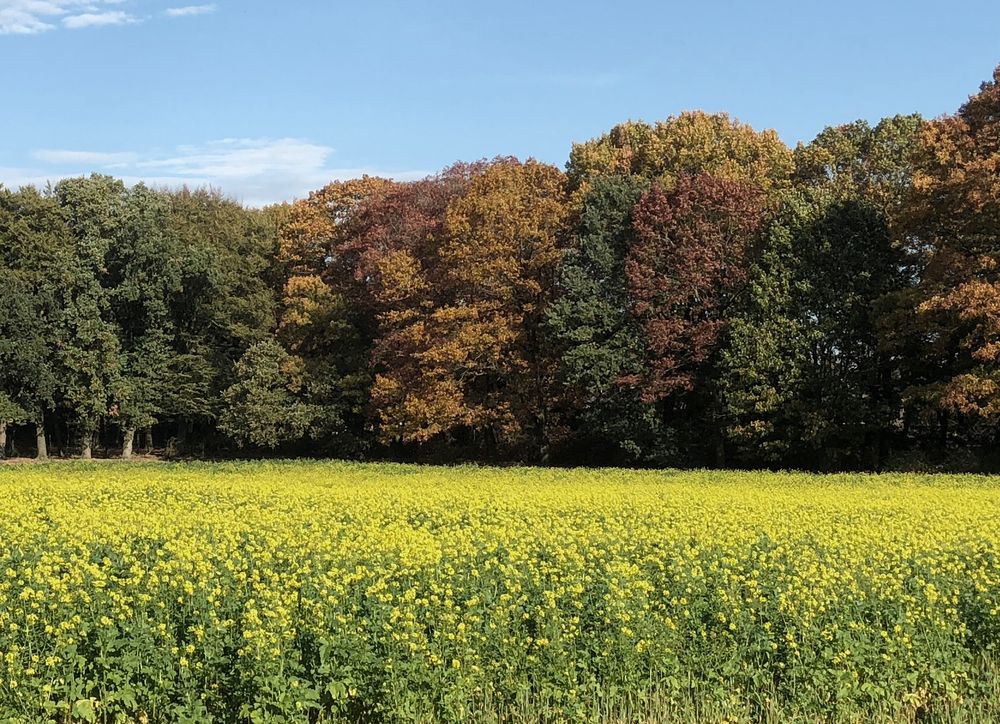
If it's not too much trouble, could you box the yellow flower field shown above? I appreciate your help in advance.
[1,462,999,722]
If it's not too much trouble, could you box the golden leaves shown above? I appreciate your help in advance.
[277,176,394,276]
[373,159,570,448]
[568,112,793,194]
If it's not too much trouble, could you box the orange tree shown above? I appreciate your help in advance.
[370,159,570,459]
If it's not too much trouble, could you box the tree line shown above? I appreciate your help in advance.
[2,66,1000,470]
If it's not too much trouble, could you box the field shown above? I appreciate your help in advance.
[1,463,1000,722]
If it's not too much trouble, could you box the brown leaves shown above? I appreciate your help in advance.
[277,176,394,277]
[939,374,1000,418]
[372,303,520,443]
[442,160,568,306]
[920,279,1000,363]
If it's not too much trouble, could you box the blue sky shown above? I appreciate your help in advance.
[2,0,999,205]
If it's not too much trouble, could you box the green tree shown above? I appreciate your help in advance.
[793,114,923,217]
[546,174,668,464]
[106,185,180,458]
[219,338,319,448]
[719,116,922,470]
[276,275,370,455]
[0,269,42,458]
[52,175,127,458]
[718,200,810,465]
[0,186,72,458]
[163,189,277,451]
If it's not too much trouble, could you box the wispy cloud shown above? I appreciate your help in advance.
[165,4,216,17]
[33,149,138,165]
[62,10,135,29]
[135,138,339,180]
[0,1,213,34]
[24,138,430,206]
[0,0,135,34]
[0,166,58,190]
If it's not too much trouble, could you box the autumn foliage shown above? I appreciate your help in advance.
[371,159,569,453]
[626,174,766,399]
[7,66,1000,470]
[907,67,1000,421]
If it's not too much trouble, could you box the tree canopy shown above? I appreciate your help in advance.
[5,66,1000,471]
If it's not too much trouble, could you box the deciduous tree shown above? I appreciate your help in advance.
[567,112,793,194]
[904,67,1000,446]
[546,174,668,464]
[372,160,570,458]
[0,187,71,459]
[627,174,766,398]
[219,339,319,448]
[53,175,126,457]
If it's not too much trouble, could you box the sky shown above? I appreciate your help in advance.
[1,1,999,206]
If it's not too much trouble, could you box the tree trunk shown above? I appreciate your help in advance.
[122,427,136,460]
[534,362,550,465]
[174,419,189,455]
[81,427,93,460]
[52,418,65,458]
[0,420,7,459]
[875,421,890,473]
[713,389,727,469]
[35,418,47,460]
[144,428,154,452]
[939,410,949,453]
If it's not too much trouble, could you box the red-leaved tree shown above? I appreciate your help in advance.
[625,173,766,401]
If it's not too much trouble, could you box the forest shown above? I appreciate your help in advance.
[2,66,999,472]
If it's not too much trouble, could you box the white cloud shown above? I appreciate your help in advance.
[62,10,135,28]
[0,0,134,34]
[34,149,138,165]
[0,1,195,34]
[16,138,430,206]
[137,138,337,179]
[165,4,215,17]
[0,10,53,34]
[0,166,58,189]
